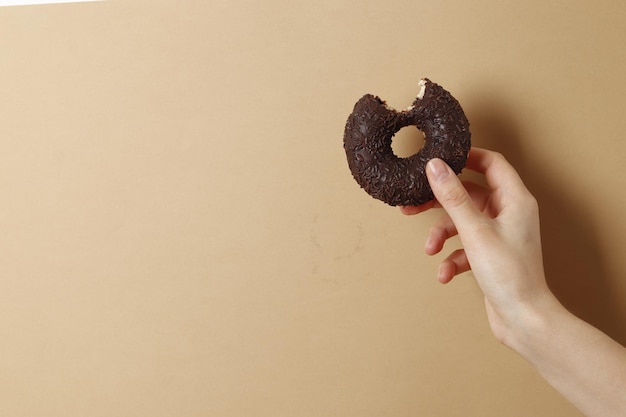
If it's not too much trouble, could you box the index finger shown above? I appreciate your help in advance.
[465,147,529,195]
[399,199,439,215]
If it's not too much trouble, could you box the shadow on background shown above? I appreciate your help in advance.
[464,91,626,345]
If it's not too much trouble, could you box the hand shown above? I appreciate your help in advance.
[401,148,626,417]
[401,148,553,344]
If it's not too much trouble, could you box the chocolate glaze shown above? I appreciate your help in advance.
[343,79,471,206]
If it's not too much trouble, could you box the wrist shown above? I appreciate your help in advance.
[503,291,566,359]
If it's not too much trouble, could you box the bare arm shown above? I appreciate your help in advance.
[515,300,626,416]
[401,148,626,416]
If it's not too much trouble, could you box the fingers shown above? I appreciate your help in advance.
[401,148,524,286]
[425,216,470,283]
[438,248,470,284]
[426,158,484,235]
[425,214,457,255]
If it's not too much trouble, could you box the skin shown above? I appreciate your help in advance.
[400,148,626,416]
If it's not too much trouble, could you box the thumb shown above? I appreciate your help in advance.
[426,158,482,232]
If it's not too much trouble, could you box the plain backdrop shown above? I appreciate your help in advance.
[1,1,625,416]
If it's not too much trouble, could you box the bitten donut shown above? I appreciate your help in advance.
[343,79,471,206]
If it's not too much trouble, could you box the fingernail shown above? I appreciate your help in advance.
[437,263,447,282]
[424,236,434,253]
[427,158,449,181]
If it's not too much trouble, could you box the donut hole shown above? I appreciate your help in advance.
[391,126,425,158]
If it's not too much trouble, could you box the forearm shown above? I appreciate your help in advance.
[509,297,626,417]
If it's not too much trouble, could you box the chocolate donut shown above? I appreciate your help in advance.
[343,79,471,206]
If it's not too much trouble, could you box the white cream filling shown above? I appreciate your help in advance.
[416,79,427,100]
[404,79,427,112]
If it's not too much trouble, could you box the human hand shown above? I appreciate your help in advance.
[402,148,626,417]
[401,148,554,344]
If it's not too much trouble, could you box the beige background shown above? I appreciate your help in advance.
[1,1,625,416]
